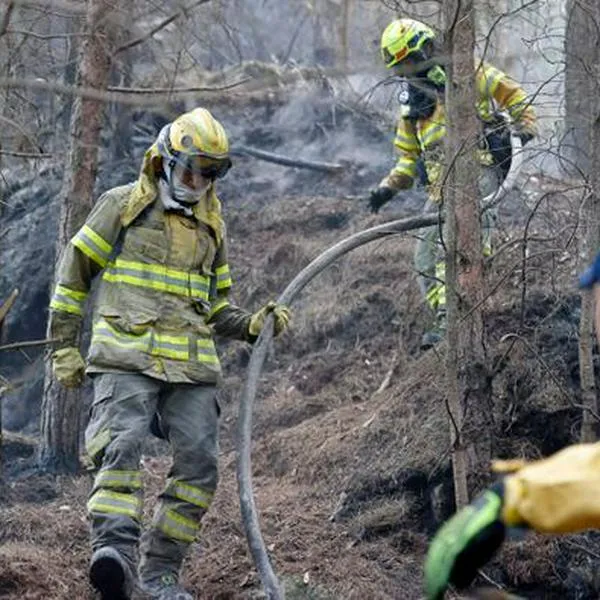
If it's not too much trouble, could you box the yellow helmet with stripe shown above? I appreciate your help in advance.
[380,18,436,69]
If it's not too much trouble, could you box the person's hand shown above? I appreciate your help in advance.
[249,301,291,338]
[579,252,600,289]
[424,484,507,600]
[52,347,86,388]
[368,186,395,214]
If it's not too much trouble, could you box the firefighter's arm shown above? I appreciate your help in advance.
[499,442,600,533]
[380,117,420,191]
[206,236,289,342]
[369,118,419,214]
[48,190,124,349]
[478,62,537,142]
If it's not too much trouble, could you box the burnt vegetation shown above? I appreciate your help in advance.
[1,1,600,599]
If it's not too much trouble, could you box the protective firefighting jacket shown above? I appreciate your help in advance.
[48,144,252,384]
[381,61,537,198]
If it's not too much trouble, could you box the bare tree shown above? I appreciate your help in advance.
[38,0,117,472]
[568,0,600,442]
[443,0,491,508]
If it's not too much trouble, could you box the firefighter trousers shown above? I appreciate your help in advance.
[414,166,502,313]
[84,372,220,581]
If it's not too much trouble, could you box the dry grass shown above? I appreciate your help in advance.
[1,177,595,599]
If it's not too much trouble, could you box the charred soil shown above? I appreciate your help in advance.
[1,68,598,599]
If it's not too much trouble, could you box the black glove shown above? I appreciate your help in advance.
[517,131,535,147]
[368,186,396,214]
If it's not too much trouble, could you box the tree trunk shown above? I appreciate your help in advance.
[38,0,116,473]
[443,0,492,508]
[574,0,600,443]
[339,0,351,70]
[564,0,595,175]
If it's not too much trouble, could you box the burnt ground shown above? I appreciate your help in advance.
[1,65,600,599]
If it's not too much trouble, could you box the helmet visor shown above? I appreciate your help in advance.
[173,154,232,181]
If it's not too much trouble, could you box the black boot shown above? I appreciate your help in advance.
[89,546,135,600]
[421,309,447,350]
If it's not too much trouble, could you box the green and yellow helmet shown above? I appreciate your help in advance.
[380,18,436,69]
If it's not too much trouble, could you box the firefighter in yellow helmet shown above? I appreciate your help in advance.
[423,259,600,600]
[369,18,537,348]
[48,107,290,600]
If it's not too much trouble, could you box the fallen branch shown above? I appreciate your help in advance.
[114,0,212,55]
[231,144,344,173]
[372,350,398,397]
[0,337,57,352]
[0,288,18,327]
[0,77,251,106]
[0,149,53,159]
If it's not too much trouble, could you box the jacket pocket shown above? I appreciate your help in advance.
[121,226,167,264]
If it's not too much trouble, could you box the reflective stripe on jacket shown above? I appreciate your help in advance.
[48,144,252,384]
[382,61,537,193]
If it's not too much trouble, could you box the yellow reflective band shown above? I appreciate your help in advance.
[92,319,151,352]
[482,68,504,97]
[87,489,142,520]
[394,156,417,175]
[95,469,142,490]
[56,285,87,301]
[197,338,219,364]
[420,123,445,147]
[93,319,197,362]
[72,225,112,267]
[103,259,210,300]
[152,333,189,361]
[83,225,112,254]
[168,480,214,509]
[426,284,446,309]
[49,299,83,316]
[435,262,445,279]
[50,284,88,316]
[86,428,111,461]
[73,237,108,268]
[207,298,230,320]
[394,132,420,152]
[157,508,200,543]
[215,264,232,290]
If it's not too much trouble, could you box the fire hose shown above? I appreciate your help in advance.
[235,133,524,599]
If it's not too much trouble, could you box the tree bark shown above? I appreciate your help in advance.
[39,0,116,473]
[443,0,492,508]
[564,0,595,175]
[574,0,600,443]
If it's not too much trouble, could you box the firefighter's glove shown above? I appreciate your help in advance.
[424,483,506,600]
[368,186,396,214]
[249,301,291,338]
[52,347,86,388]
[517,131,534,147]
[579,252,600,289]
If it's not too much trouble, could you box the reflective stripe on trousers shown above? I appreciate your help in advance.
[415,166,500,311]
[85,372,220,573]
